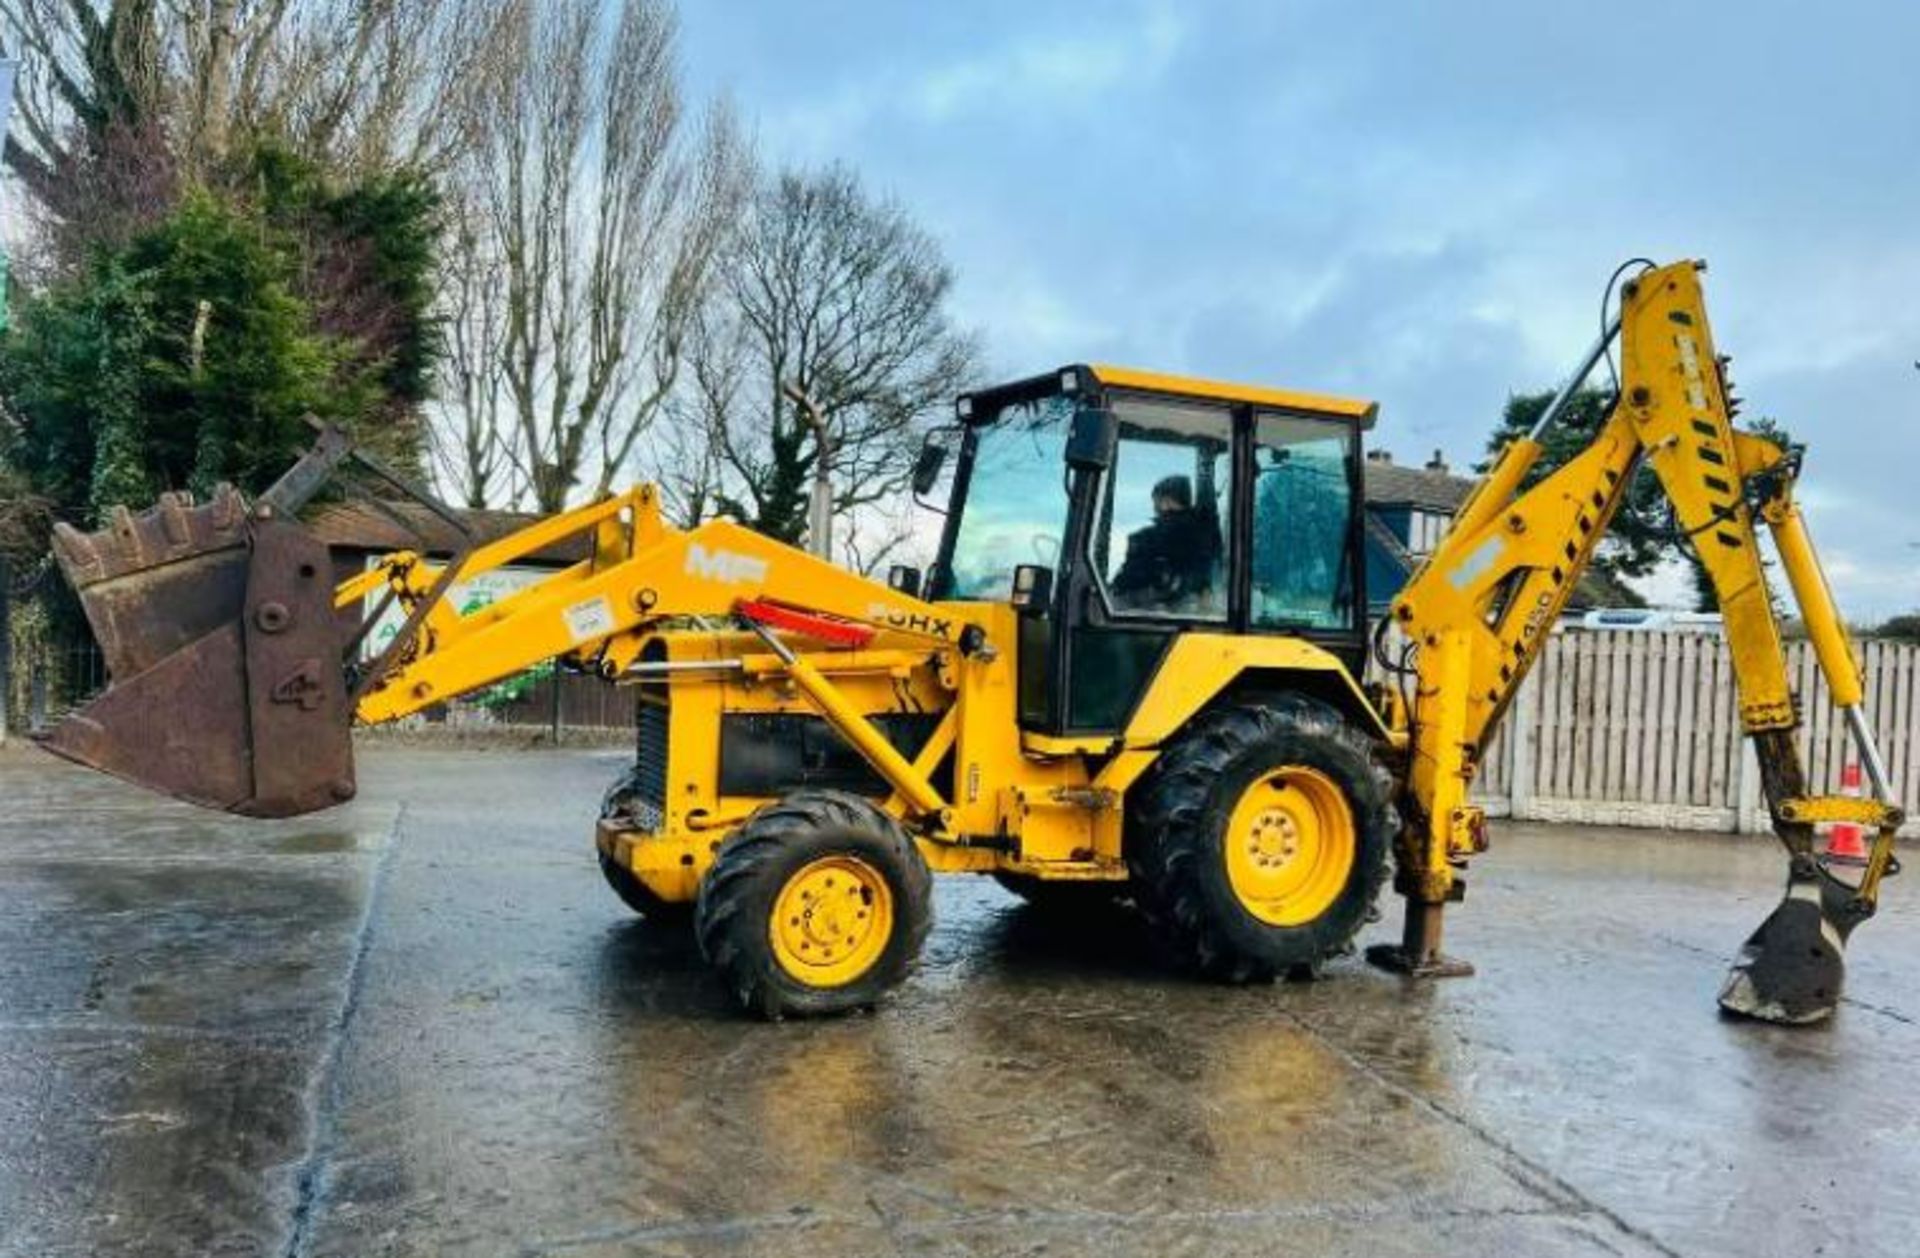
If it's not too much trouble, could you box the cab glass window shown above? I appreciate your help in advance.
[1092,397,1232,620]
[1250,411,1356,630]
[944,394,1074,600]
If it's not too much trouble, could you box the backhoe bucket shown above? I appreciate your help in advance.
[1718,870,1870,1025]
[37,486,356,818]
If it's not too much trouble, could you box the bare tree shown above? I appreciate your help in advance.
[428,195,509,510]
[693,164,979,555]
[225,0,487,177]
[839,498,921,577]
[0,0,164,198]
[0,0,484,270]
[0,1,165,274]
[442,0,744,512]
[650,299,738,526]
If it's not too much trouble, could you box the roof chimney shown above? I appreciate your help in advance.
[1365,448,1393,464]
[1425,449,1449,474]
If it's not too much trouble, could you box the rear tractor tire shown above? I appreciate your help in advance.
[1128,695,1392,983]
[695,789,933,1018]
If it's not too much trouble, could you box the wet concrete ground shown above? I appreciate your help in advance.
[1,744,1914,1258]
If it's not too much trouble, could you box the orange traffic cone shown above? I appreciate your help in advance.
[1825,760,1869,866]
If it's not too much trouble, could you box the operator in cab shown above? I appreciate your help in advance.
[1110,474,1220,611]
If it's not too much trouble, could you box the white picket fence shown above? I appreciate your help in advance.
[1455,629,1920,837]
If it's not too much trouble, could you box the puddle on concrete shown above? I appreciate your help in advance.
[9,748,1919,1258]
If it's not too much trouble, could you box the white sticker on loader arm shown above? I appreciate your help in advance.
[563,595,617,644]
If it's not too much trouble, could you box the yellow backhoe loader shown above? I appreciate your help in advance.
[36,259,1902,1022]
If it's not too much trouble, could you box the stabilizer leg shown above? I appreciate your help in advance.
[1366,896,1475,978]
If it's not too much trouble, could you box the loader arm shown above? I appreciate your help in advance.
[341,485,977,826]
[342,486,969,721]
[40,471,979,827]
[1376,259,1902,1021]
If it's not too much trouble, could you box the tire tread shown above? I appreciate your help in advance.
[1127,694,1393,982]
[694,789,932,1018]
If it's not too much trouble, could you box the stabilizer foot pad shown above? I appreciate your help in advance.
[1365,943,1476,978]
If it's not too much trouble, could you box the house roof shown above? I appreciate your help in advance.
[1359,456,1643,611]
[304,499,589,565]
[1363,459,1474,513]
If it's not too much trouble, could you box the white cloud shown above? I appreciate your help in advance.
[910,8,1184,121]
[682,0,1920,618]
[751,4,1185,159]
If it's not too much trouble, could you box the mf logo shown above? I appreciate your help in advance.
[685,543,769,586]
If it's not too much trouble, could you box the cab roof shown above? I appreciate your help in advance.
[1091,364,1377,426]
[956,364,1378,428]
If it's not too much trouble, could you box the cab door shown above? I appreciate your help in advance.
[1030,393,1238,734]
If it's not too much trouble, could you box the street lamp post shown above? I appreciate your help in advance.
[782,381,833,561]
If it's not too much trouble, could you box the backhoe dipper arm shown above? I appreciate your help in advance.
[1376,260,1901,1021]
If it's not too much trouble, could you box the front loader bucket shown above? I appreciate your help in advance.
[37,486,356,818]
[1718,870,1870,1025]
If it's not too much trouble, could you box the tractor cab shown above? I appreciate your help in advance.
[922,365,1377,737]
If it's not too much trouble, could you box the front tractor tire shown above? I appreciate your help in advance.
[695,790,933,1019]
[1128,696,1392,983]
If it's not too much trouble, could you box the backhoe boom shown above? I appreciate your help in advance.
[1373,260,1902,1021]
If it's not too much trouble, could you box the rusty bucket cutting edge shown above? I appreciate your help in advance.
[1717,872,1869,1025]
[37,488,356,820]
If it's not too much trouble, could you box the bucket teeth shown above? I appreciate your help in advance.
[50,522,103,584]
[160,492,192,545]
[58,485,249,592]
[52,486,255,682]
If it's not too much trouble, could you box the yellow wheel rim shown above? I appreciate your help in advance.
[1224,766,1356,927]
[769,855,894,988]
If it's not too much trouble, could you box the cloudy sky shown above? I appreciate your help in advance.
[680,0,1919,619]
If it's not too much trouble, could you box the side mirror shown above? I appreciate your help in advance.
[1065,407,1118,473]
[887,564,922,598]
[912,431,954,496]
[1011,564,1053,612]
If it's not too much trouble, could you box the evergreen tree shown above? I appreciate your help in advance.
[1485,391,1795,612]
[0,147,444,555]
[1,190,366,531]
